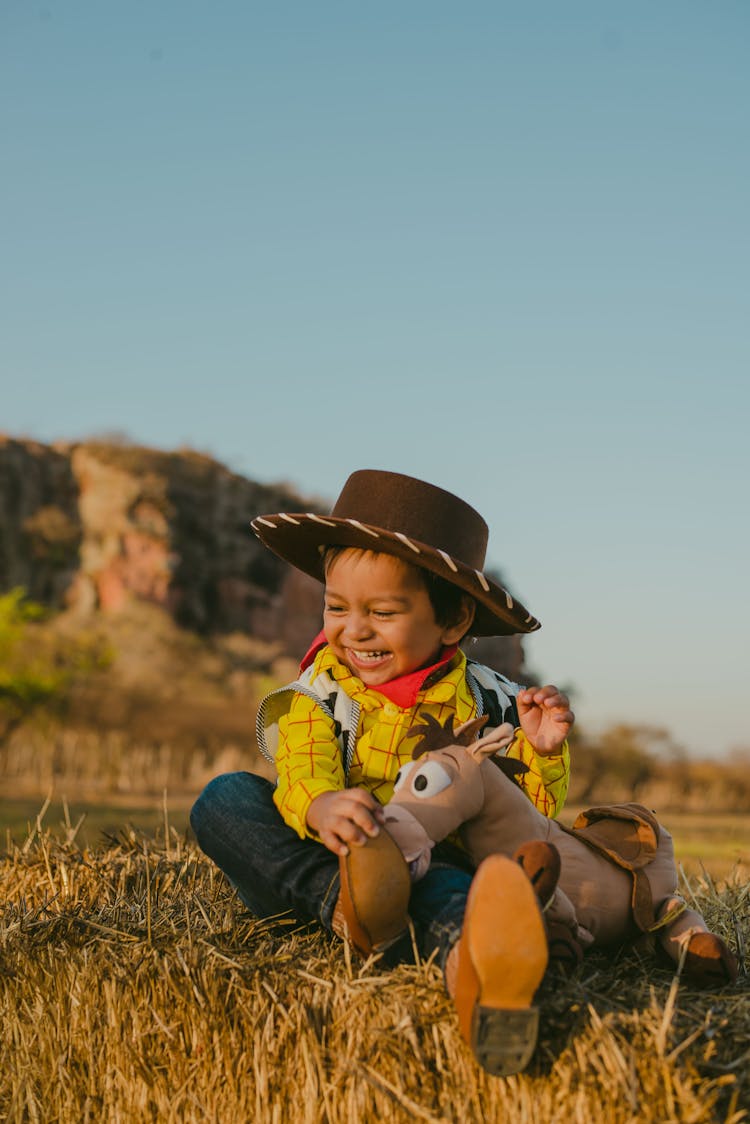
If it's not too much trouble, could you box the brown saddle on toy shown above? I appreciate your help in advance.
[563,802,661,932]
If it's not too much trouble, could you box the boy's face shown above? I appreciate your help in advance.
[323,549,472,686]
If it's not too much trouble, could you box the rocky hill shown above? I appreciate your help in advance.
[0,435,526,673]
[0,435,325,653]
[0,436,527,799]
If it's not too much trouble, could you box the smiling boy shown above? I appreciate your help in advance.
[293,546,570,858]
[191,469,573,1076]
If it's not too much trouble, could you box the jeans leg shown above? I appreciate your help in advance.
[376,841,472,969]
[190,772,340,930]
[407,860,473,971]
[191,773,474,969]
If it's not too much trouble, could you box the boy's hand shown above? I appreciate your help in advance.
[517,685,574,756]
[307,789,385,857]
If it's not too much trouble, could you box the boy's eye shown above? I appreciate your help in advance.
[373,610,395,618]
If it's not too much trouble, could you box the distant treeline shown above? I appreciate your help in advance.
[567,723,750,812]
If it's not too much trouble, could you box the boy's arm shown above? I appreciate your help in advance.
[506,683,574,818]
[505,731,570,818]
[273,694,347,837]
[273,693,384,850]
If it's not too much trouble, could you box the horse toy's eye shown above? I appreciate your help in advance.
[409,761,452,799]
[393,760,416,791]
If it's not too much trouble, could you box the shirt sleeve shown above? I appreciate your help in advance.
[505,730,570,818]
[273,691,346,838]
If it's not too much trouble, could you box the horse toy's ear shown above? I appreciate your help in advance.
[465,722,529,783]
[455,716,491,745]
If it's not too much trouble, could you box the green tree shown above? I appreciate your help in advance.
[0,587,111,740]
[0,588,62,720]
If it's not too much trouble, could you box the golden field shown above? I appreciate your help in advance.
[1,810,748,1124]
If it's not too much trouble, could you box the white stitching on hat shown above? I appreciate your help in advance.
[346,519,380,537]
[437,549,458,572]
[307,513,337,527]
[279,513,301,525]
[475,570,490,592]
[395,532,421,553]
[255,517,277,528]
[505,592,514,609]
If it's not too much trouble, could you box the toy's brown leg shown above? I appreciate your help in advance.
[512,840,561,908]
[513,841,586,969]
[656,896,739,986]
[445,854,548,1077]
[332,829,412,956]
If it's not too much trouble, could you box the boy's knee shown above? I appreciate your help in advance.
[190,771,250,837]
[190,770,276,843]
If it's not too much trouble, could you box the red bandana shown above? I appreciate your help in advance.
[299,631,459,709]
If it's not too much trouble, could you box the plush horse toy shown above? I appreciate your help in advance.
[382,713,738,985]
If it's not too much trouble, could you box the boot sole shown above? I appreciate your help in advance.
[456,854,548,1076]
[472,1005,540,1077]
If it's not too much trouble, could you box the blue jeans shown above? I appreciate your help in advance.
[190,772,473,970]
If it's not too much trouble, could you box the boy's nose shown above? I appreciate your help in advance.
[345,612,374,641]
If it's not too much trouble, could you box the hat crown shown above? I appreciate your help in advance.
[331,470,488,570]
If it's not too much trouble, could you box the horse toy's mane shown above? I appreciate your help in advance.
[410,712,529,781]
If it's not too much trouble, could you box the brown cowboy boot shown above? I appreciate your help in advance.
[446,854,548,1077]
[332,828,412,956]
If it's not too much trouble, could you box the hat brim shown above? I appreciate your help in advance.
[251,512,540,637]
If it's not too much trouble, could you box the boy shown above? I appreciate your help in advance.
[191,469,573,1076]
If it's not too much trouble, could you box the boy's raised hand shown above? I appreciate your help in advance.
[307,789,385,857]
[517,685,574,756]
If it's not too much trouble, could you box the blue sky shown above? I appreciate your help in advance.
[2,2,748,758]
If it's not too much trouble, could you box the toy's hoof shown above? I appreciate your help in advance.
[546,920,584,972]
[683,932,739,987]
[512,840,561,909]
[333,829,411,956]
[452,854,548,1077]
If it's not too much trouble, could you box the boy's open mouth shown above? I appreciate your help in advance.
[347,649,390,664]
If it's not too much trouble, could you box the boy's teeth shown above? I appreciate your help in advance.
[354,650,387,660]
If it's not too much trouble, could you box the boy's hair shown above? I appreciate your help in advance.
[322,546,475,634]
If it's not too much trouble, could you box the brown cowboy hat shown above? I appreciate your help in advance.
[251,469,540,636]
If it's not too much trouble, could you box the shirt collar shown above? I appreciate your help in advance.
[372,645,460,707]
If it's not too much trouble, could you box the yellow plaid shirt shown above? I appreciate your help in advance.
[274,645,570,838]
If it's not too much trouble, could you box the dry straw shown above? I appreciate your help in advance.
[1,816,748,1123]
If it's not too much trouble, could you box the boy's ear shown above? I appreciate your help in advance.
[441,595,476,644]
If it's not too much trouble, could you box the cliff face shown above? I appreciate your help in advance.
[0,436,323,658]
[0,438,82,606]
[0,435,525,678]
